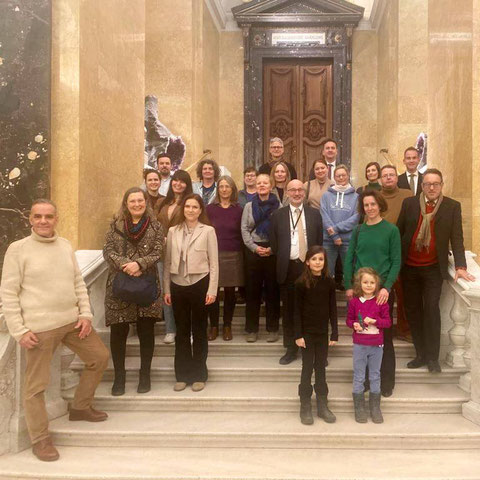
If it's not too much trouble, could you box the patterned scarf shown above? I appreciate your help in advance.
[415,194,443,251]
[124,215,150,242]
[251,193,279,237]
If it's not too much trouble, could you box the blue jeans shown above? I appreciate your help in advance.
[157,262,176,334]
[352,344,383,394]
[323,243,349,278]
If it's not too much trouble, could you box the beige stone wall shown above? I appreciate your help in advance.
[219,31,244,185]
[351,30,378,187]
[51,0,145,249]
[376,0,399,167]
[473,0,480,254]
[428,0,473,248]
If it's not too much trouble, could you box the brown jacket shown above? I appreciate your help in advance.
[157,200,183,237]
[163,222,219,296]
[103,218,164,325]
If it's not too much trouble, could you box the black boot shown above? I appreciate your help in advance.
[352,393,368,423]
[300,397,314,425]
[316,395,336,423]
[137,369,151,394]
[298,384,313,425]
[111,370,126,396]
[369,392,384,424]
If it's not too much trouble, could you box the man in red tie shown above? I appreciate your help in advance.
[322,138,338,180]
[397,169,475,373]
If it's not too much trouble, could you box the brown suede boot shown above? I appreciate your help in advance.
[32,437,59,462]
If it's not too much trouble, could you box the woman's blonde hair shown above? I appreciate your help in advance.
[270,161,291,188]
[352,267,381,298]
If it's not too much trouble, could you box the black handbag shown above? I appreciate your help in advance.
[112,232,158,307]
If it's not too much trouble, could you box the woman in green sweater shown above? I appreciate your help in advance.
[344,189,401,397]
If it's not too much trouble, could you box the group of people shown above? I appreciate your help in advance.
[1,136,475,461]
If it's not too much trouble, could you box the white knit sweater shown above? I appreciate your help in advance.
[0,230,92,342]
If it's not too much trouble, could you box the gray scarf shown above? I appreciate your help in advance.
[415,194,443,251]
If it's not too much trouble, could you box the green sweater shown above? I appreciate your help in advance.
[344,219,401,291]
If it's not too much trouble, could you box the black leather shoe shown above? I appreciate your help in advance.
[427,360,442,373]
[279,351,297,365]
[407,357,426,369]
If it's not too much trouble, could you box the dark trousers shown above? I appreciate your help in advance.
[171,275,209,383]
[281,259,304,350]
[110,318,156,374]
[244,248,280,333]
[401,263,443,361]
[364,290,396,392]
[208,287,236,328]
[299,333,329,398]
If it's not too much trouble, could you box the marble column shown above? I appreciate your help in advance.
[0,0,51,272]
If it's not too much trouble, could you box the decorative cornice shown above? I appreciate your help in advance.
[370,0,387,31]
[204,0,228,31]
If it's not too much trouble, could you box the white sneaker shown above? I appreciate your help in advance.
[164,333,175,344]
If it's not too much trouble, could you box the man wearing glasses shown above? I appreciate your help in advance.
[397,168,475,374]
[258,137,297,180]
[270,180,323,365]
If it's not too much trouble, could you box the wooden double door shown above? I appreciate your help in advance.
[263,60,333,181]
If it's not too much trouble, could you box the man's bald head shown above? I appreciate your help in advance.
[286,180,305,206]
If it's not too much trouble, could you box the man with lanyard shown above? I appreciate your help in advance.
[270,179,323,364]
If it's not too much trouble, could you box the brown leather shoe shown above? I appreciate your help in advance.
[32,437,59,462]
[69,406,108,422]
[208,326,218,341]
[223,326,233,341]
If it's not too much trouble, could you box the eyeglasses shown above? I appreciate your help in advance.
[287,188,304,193]
[270,146,283,149]
[381,173,397,179]
[423,182,442,189]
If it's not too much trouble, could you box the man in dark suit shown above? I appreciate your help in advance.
[270,179,323,364]
[398,146,423,196]
[397,168,475,373]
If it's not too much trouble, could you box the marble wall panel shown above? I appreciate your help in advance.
[472,0,480,254]
[376,0,399,167]
[428,0,473,248]
[51,0,145,249]
[218,31,244,185]
[0,0,51,271]
[351,30,378,187]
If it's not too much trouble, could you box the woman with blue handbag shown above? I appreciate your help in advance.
[104,187,164,397]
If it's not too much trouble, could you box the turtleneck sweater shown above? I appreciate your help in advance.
[1,230,92,341]
[381,186,413,225]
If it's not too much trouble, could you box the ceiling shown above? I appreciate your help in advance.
[210,0,379,30]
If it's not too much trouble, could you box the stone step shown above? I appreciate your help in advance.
[78,356,466,384]
[63,381,468,414]
[47,411,480,449]
[2,446,480,480]
[125,334,417,357]
[153,320,398,336]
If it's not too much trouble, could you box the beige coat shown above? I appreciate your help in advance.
[163,222,219,296]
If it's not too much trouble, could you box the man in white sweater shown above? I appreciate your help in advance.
[1,199,109,462]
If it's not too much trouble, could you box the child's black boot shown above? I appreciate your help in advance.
[316,394,336,423]
[352,392,368,423]
[369,392,384,423]
[299,384,314,425]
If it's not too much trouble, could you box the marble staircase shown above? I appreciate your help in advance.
[1,292,480,480]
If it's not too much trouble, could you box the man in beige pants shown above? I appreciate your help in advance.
[1,199,110,462]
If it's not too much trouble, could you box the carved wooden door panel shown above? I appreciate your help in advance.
[263,64,297,167]
[299,65,332,180]
[263,61,332,181]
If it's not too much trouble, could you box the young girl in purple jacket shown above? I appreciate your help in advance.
[346,267,391,424]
